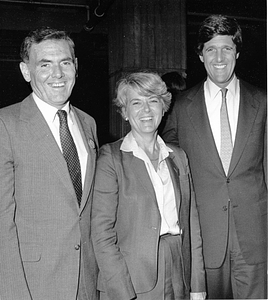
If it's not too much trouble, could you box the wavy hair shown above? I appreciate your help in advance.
[114,71,172,116]
[196,14,242,56]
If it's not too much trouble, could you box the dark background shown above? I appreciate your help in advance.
[0,0,266,145]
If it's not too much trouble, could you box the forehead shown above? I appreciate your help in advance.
[126,87,142,99]
[204,35,236,48]
[29,39,73,61]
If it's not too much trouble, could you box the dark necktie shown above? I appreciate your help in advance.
[220,88,233,175]
[57,110,82,206]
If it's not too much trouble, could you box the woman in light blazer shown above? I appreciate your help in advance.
[91,72,206,300]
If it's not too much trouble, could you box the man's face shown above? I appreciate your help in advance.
[20,39,77,109]
[199,35,239,88]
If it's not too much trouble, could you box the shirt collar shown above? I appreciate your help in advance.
[32,92,73,124]
[205,75,239,100]
[120,131,173,162]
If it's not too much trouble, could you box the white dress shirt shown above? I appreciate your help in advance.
[121,132,181,236]
[204,76,240,154]
[33,93,88,188]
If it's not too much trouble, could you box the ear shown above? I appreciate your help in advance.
[74,58,78,77]
[236,53,240,59]
[19,62,31,82]
[199,55,204,63]
[121,107,128,120]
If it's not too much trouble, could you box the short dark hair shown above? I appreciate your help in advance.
[20,27,76,63]
[161,72,186,94]
[196,14,242,55]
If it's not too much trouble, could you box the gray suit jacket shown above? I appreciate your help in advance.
[91,138,205,300]
[0,95,99,300]
[162,79,267,268]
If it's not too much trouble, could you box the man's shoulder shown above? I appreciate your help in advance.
[173,81,204,106]
[239,79,266,96]
[0,96,29,121]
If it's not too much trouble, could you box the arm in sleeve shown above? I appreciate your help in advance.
[188,163,206,294]
[0,118,32,300]
[161,100,180,146]
[91,144,136,300]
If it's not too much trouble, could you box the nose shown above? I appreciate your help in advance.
[52,64,64,78]
[143,101,151,112]
[216,49,223,62]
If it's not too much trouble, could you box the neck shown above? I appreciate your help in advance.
[131,130,159,160]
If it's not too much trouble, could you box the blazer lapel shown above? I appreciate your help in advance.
[228,82,259,175]
[130,156,158,206]
[186,84,223,173]
[20,96,76,204]
[165,154,182,218]
[72,107,97,213]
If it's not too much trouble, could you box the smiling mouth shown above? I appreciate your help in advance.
[49,82,65,88]
[214,64,226,69]
[140,117,153,121]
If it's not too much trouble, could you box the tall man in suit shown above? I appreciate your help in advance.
[0,27,99,300]
[162,15,267,299]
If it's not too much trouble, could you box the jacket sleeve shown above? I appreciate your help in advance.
[91,144,136,300]
[0,117,32,300]
[188,164,206,292]
[169,144,206,293]
[161,100,180,146]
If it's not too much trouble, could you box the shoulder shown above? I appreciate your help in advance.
[173,81,204,107]
[0,97,26,117]
[0,99,26,126]
[166,143,189,171]
[239,79,266,99]
[99,139,124,157]
[96,139,126,174]
[167,143,186,157]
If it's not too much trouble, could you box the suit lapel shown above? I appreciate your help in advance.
[165,154,182,219]
[20,96,77,205]
[72,107,97,213]
[186,84,223,173]
[228,82,259,175]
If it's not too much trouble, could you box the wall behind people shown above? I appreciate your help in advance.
[158,71,187,135]
[0,29,110,146]
[0,0,266,146]
[186,2,266,90]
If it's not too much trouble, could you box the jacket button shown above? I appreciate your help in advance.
[226,178,230,183]
[74,244,80,250]
[222,206,227,211]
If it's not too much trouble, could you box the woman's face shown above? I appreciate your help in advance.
[123,88,165,138]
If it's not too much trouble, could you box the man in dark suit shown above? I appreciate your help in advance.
[0,27,99,299]
[162,15,267,299]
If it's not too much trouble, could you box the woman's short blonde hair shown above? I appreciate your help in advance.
[113,71,171,116]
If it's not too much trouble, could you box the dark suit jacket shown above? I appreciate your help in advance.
[0,95,99,300]
[91,138,205,300]
[162,79,267,268]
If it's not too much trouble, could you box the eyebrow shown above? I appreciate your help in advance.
[38,57,74,64]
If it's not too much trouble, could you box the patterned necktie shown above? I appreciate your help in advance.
[57,110,82,206]
[220,88,233,175]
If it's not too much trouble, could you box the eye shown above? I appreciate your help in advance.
[62,61,72,66]
[131,100,141,106]
[206,48,215,53]
[41,63,50,68]
[149,97,160,104]
[224,46,233,51]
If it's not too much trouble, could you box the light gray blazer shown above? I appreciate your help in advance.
[0,95,99,300]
